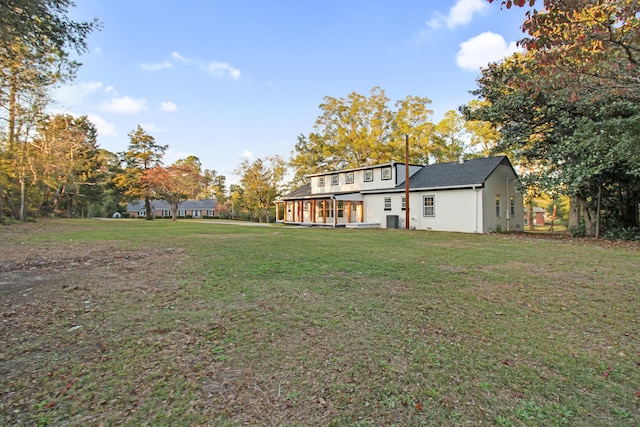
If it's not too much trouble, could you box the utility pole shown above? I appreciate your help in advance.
[405,134,410,229]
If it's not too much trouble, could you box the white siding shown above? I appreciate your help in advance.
[482,165,524,233]
[365,189,481,232]
[310,165,402,195]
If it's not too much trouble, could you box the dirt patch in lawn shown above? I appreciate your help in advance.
[0,241,197,424]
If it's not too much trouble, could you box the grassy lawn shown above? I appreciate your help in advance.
[1,219,638,426]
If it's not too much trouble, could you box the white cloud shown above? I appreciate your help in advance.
[456,31,520,71]
[208,62,241,80]
[141,60,172,71]
[426,0,487,30]
[447,0,487,28]
[87,114,117,137]
[172,51,187,62]
[160,101,179,112]
[53,81,105,107]
[426,17,442,30]
[240,149,253,160]
[100,96,148,113]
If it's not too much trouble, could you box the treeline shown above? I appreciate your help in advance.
[2,0,638,238]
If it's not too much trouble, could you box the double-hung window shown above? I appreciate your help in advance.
[381,167,392,180]
[495,195,501,218]
[345,172,354,184]
[331,174,339,186]
[384,197,392,211]
[423,195,435,217]
[364,170,373,182]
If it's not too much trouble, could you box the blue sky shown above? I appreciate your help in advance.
[54,0,528,181]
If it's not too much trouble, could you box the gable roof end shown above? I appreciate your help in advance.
[396,156,513,190]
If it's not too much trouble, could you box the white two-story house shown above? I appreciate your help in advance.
[275,156,524,233]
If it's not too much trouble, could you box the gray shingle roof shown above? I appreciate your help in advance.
[398,156,512,190]
[281,183,312,200]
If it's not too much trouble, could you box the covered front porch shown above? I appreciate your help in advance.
[275,194,366,227]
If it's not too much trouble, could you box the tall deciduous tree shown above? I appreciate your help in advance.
[236,155,286,223]
[1,0,99,221]
[489,0,639,99]
[142,161,205,221]
[290,87,435,186]
[30,114,100,217]
[464,51,640,235]
[113,125,167,220]
[431,110,468,162]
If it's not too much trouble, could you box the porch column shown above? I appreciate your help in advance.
[347,201,352,223]
[298,201,303,222]
[311,200,316,223]
[359,201,364,222]
[276,202,280,222]
[322,200,327,224]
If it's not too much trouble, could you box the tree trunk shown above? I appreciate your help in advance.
[580,198,593,236]
[20,177,26,222]
[145,195,153,220]
[568,196,579,228]
[527,204,534,230]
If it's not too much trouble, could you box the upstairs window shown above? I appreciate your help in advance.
[331,174,339,186]
[318,177,325,187]
[345,172,354,184]
[381,167,392,180]
[401,197,406,211]
[364,170,373,182]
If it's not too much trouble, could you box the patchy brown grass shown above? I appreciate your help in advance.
[0,219,638,426]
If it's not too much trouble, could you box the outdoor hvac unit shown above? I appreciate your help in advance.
[386,215,399,229]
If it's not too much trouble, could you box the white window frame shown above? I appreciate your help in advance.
[345,172,354,184]
[364,170,373,182]
[384,197,392,211]
[495,195,501,218]
[423,195,435,217]
[318,177,325,187]
[401,196,406,211]
[381,167,392,180]
[331,174,339,186]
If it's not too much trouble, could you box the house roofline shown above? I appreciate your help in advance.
[305,161,422,178]
[361,183,485,194]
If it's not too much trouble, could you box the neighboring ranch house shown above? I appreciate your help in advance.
[276,156,524,233]
[524,206,546,227]
[127,199,218,219]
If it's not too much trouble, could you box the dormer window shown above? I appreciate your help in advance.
[345,172,354,184]
[381,167,392,180]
